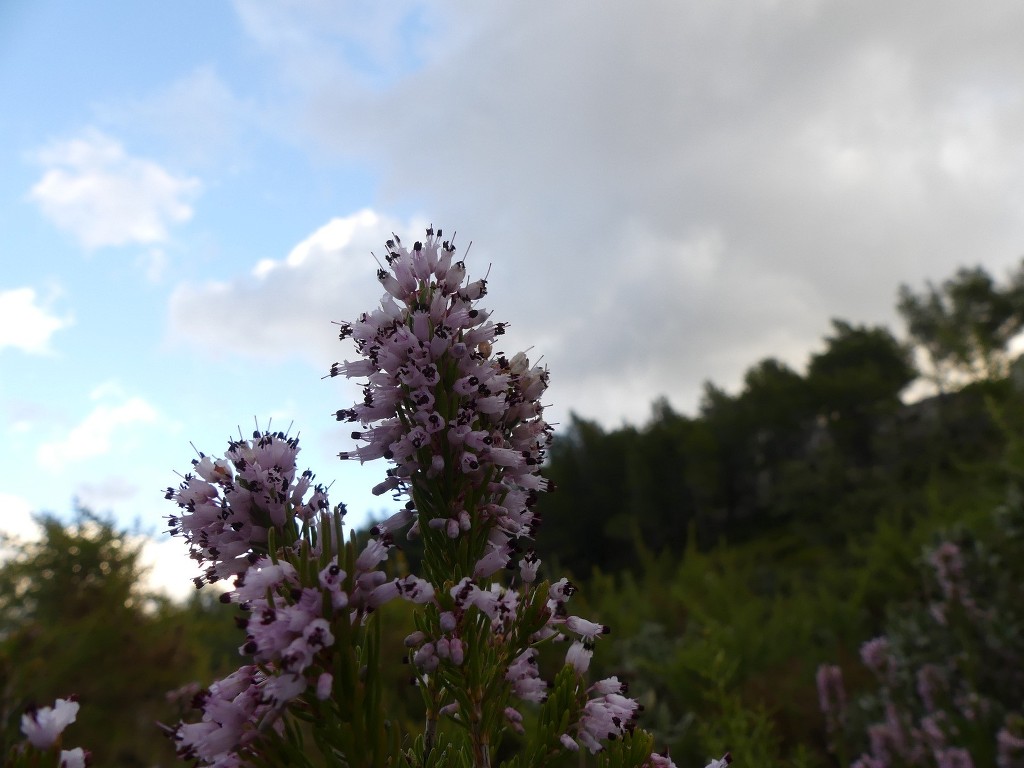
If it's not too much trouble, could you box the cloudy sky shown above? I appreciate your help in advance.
[3,1,1024,596]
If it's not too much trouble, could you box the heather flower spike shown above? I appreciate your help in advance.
[332,227,553,585]
[156,225,722,768]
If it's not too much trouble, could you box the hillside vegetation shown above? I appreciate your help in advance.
[3,260,1024,767]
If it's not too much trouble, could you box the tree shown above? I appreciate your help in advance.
[897,281,962,394]
[0,510,216,766]
[898,260,1024,387]
[806,319,917,464]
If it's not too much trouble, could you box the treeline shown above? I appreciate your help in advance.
[534,260,1024,578]
[519,259,1024,766]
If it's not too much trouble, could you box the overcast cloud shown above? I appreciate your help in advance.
[167,1,1024,426]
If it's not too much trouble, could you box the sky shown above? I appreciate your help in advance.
[3,0,1024,598]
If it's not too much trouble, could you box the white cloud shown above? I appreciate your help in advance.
[0,492,39,544]
[169,208,428,367]
[36,395,160,471]
[29,129,201,249]
[232,0,439,90]
[0,287,72,354]
[74,475,141,512]
[138,533,208,602]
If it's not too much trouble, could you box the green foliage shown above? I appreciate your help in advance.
[824,421,1024,765]
[898,259,1024,385]
[551,381,1022,767]
[0,510,228,766]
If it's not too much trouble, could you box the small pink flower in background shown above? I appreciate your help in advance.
[59,746,89,767]
[916,663,945,713]
[860,636,894,679]
[929,542,965,599]
[935,746,975,768]
[21,696,79,749]
[998,716,1024,768]
[816,663,846,731]
[703,753,732,768]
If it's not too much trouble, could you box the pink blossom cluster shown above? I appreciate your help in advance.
[167,506,437,765]
[160,225,717,767]
[331,228,552,577]
[331,228,647,753]
[166,431,330,584]
[927,542,984,626]
[819,522,1024,768]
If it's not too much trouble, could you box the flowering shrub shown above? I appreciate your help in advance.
[818,477,1024,767]
[151,227,731,768]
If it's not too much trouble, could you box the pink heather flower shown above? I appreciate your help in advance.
[566,640,594,673]
[21,697,79,749]
[505,707,525,735]
[439,611,457,632]
[644,752,677,768]
[355,538,391,571]
[318,561,349,610]
[397,575,436,604]
[518,549,540,583]
[59,747,89,768]
[549,578,576,604]
[816,664,846,730]
[316,673,333,701]
[564,615,610,641]
[860,636,893,677]
[590,677,627,696]
[166,431,329,584]
[449,637,465,666]
[232,559,299,603]
[867,716,907,765]
[920,713,948,752]
[474,542,512,578]
[413,642,439,672]
[332,227,553,569]
[916,663,945,713]
[436,637,451,659]
[560,734,580,752]
[171,666,265,764]
[936,748,975,768]
[576,690,640,753]
[998,719,1024,768]
[263,672,307,708]
[704,755,733,768]
[404,630,427,647]
[507,649,548,703]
